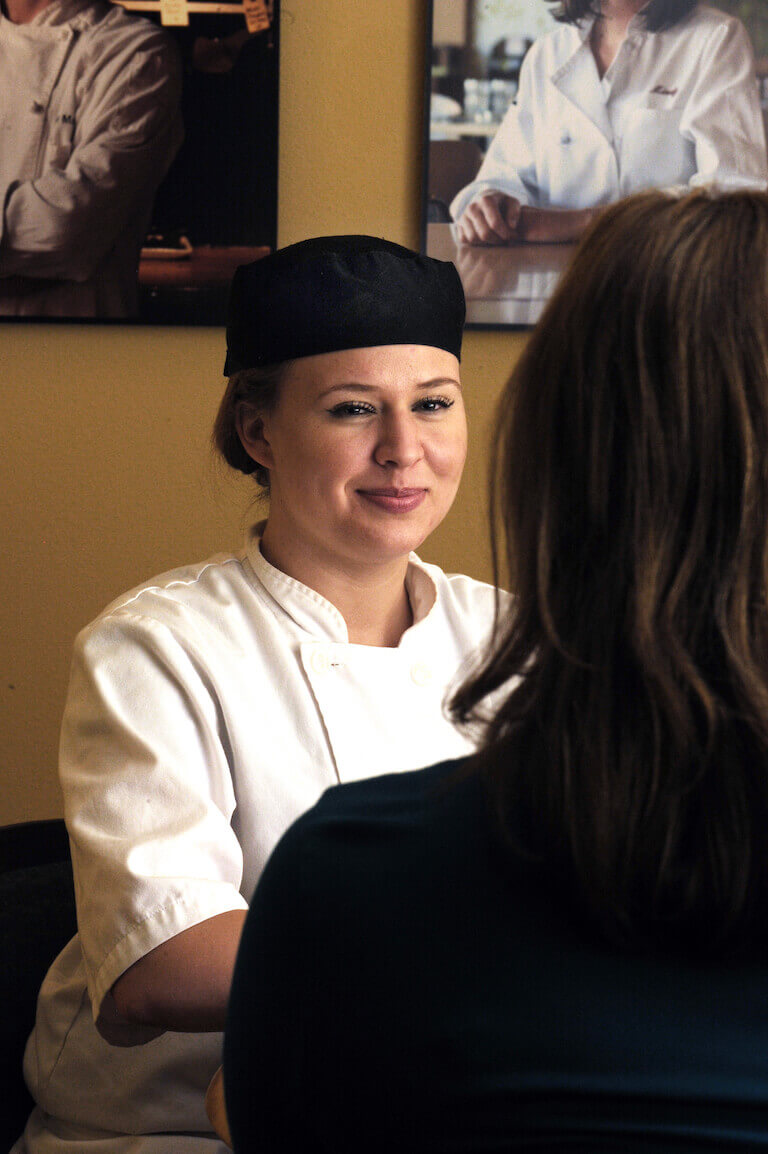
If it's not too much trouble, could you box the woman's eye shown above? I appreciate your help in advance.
[328,401,377,417]
[414,396,455,413]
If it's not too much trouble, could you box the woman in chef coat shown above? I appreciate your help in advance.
[0,0,183,317]
[13,236,496,1154]
[452,0,768,245]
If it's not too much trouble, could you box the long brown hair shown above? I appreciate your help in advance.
[545,0,697,32]
[453,189,768,956]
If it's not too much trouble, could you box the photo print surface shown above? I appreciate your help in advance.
[422,0,768,327]
[0,0,278,324]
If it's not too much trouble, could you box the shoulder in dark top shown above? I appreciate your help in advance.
[227,755,768,1154]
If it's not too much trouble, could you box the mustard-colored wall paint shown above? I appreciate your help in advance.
[1,0,526,823]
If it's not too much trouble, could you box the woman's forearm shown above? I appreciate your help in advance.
[111,909,248,1032]
[517,206,601,243]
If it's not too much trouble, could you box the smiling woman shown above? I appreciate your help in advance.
[13,235,498,1154]
[234,344,467,643]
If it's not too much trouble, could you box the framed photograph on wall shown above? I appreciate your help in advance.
[421,0,768,328]
[0,0,278,324]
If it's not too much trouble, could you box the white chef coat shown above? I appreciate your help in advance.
[0,0,182,317]
[13,526,497,1153]
[451,3,768,220]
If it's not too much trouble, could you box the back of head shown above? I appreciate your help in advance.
[455,189,768,956]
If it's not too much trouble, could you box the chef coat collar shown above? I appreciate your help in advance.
[554,1,650,129]
[552,26,613,139]
[244,522,438,645]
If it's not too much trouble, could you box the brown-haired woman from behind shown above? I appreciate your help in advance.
[224,189,768,1153]
[453,187,768,957]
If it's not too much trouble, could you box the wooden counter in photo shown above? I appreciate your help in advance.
[139,245,271,289]
[137,244,270,323]
[427,222,576,327]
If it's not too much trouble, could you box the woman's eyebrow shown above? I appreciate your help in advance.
[416,377,463,390]
[318,377,462,399]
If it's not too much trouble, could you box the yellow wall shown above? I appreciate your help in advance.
[1,0,526,824]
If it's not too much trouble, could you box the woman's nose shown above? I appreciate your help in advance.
[373,412,423,469]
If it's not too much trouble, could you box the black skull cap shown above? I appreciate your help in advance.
[224,235,465,374]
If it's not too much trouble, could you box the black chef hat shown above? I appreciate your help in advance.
[224,235,465,374]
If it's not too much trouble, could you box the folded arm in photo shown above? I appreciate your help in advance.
[0,39,182,282]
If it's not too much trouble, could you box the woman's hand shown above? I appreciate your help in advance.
[454,192,522,245]
[111,909,248,1032]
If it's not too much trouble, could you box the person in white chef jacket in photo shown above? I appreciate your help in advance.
[452,0,768,245]
[11,236,498,1154]
[0,0,182,317]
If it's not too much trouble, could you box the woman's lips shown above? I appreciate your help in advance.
[357,488,427,512]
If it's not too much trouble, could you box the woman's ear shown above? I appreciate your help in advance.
[236,403,274,470]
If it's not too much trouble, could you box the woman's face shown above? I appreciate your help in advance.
[240,344,467,576]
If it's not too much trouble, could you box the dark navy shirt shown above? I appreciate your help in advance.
[225,759,768,1152]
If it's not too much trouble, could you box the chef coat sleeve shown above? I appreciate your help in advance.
[59,609,248,1033]
[450,45,541,222]
[684,16,768,191]
[0,29,182,281]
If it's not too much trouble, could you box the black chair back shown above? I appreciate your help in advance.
[0,819,76,1152]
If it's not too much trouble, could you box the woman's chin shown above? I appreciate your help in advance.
[349,519,440,565]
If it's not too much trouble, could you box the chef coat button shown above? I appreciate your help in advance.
[560,130,572,145]
[311,650,330,674]
[31,101,45,114]
[410,662,432,687]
